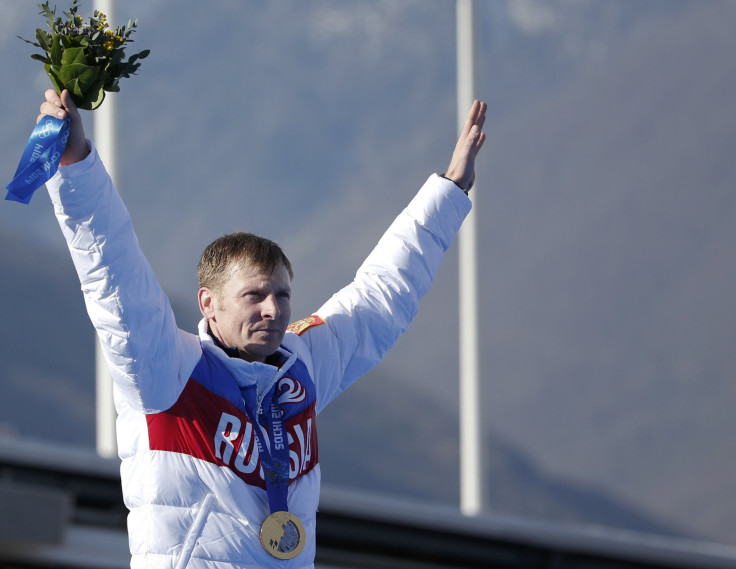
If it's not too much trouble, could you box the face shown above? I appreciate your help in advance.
[198,261,292,363]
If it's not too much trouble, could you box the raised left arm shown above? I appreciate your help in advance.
[294,101,488,412]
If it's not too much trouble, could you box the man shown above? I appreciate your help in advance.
[39,89,486,568]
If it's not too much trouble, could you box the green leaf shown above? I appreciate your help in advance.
[129,49,150,64]
[105,77,121,92]
[38,2,56,25]
[35,28,51,51]
[47,61,106,109]
[60,46,93,66]
[60,34,79,50]
[53,62,100,91]
[49,34,62,66]
[44,63,64,95]
[30,53,51,64]
[109,49,124,67]
[18,35,40,49]
[84,88,106,110]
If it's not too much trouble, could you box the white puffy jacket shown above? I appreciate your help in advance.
[46,142,471,569]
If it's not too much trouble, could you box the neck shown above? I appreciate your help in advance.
[207,325,240,358]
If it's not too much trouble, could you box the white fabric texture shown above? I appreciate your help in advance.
[46,142,470,568]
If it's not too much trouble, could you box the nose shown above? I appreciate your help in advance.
[261,294,280,319]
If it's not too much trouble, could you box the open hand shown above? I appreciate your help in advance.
[444,100,487,192]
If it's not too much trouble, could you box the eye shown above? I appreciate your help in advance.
[243,291,264,300]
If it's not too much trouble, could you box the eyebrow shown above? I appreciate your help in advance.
[236,283,291,296]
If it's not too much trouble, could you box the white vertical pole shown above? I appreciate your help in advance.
[457,0,483,516]
[93,0,118,459]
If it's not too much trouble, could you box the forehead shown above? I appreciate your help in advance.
[223,261,291,290]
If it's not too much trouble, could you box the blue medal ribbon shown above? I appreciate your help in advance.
[241,384,290,513]
[5,116,70,204]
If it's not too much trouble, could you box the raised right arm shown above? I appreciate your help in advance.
[41,90,201,414]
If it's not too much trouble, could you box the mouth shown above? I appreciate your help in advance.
[253,328,283,336]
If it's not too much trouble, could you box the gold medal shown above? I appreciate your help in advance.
[259,511,306,560]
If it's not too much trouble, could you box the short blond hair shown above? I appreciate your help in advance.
[197,232,293,296]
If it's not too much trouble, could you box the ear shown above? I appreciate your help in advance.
[198,287,217,319]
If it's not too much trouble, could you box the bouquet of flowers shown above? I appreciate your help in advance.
[19,0,149,110]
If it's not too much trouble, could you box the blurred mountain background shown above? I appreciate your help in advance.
[1,0,735,546]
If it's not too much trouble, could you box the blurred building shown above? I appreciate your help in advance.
[2,438,736,569]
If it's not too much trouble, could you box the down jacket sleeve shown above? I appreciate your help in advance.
[46,143,201,414]
[299,174,472,414]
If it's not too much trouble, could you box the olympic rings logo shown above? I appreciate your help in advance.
[36,119,56,139]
